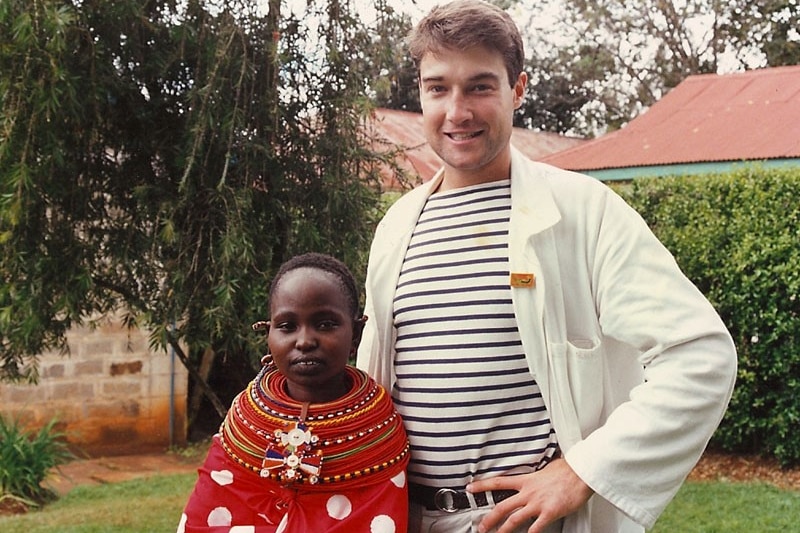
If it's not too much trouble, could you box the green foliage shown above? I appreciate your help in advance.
[619,166,800,466]
[363,1,419,113]
[0,416,72,505]
[0,0,394,419]
[519,46,606,132]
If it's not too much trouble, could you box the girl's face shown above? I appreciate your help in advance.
[267,267,358,403]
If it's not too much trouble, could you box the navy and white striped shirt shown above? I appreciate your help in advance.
[393,180,558,488]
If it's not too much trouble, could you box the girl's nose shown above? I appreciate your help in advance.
[295,327,317,351]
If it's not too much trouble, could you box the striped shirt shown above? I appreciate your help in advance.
[392,179,558,488]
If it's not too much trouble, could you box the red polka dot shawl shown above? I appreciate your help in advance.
[179,366,410,532]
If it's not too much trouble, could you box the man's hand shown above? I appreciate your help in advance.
[465,458,594,533]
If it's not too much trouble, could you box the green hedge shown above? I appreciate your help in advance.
[615,166,800,467]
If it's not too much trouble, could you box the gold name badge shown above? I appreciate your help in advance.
[510,272,535,288]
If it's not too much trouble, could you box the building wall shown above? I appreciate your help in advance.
[0,317,188,457]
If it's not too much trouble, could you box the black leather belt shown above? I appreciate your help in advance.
[409,483,518,513]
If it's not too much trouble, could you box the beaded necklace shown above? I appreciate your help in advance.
[220,365,409,490]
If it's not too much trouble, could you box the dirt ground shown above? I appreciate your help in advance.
[45,449,206,496]
[688,450,800,491]
[2,448,799,517]
[44,449,800,495]
[47,448,800,494]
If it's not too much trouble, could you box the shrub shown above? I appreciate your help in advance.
[618,166,800,467]
[0,415,73,506]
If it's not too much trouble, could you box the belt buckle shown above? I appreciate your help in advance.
[434,488,459,513]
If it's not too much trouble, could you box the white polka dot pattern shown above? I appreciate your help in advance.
[210,469,234,486]
[207,506,232,527]
[390,471,406,488]
[370,514,396,532]
[325,494,353,520]
[179,418,408,532]
[275,512,289,533]
[176,513,186,533]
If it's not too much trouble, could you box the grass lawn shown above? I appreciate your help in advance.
[0,475,798,532]
[651,481,800,532]
[0,473,195,533]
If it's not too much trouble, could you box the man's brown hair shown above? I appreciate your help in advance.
[407,0,525,87]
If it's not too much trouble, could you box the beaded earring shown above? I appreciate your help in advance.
[251,320,275,370]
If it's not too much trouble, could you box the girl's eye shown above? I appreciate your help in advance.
[318,320,337,331]
[275,322,296,332]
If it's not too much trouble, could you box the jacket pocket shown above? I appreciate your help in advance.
[550,339,605,438]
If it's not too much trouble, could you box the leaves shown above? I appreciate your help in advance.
[518,0,800,136]
[0,0,388,427]
[620,167,800,466]
[0,415,73,504]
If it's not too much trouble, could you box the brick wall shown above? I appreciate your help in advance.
[0,317,188,457]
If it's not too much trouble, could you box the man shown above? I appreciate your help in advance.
[357,1,737,532]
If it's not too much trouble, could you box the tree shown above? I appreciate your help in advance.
[518,0,799,136]
[364,1,420,112]
[517,45,612,133]
[0,0,392,431]
[724,0,800,67]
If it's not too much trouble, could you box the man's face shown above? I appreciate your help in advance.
[418,45,526,188]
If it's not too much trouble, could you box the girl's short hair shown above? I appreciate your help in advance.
[269,253,360,317]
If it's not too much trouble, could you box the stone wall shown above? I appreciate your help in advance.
[0,317,188,457]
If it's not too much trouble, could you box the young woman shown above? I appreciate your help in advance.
[178,253,409,533]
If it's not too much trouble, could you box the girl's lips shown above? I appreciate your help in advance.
[290,357,324,368]
[289,359,324,376]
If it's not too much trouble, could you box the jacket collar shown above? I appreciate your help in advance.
[509,146,562,236]
[379,146,563,248]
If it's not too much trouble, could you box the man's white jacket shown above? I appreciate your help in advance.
[357,148,737,532]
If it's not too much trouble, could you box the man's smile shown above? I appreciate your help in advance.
[446,130,483,141]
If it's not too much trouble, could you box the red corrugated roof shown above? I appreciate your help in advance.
[368,108,586,189]
[540,65,800,171]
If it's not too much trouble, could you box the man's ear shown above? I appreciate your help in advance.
[513,71,527,109]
